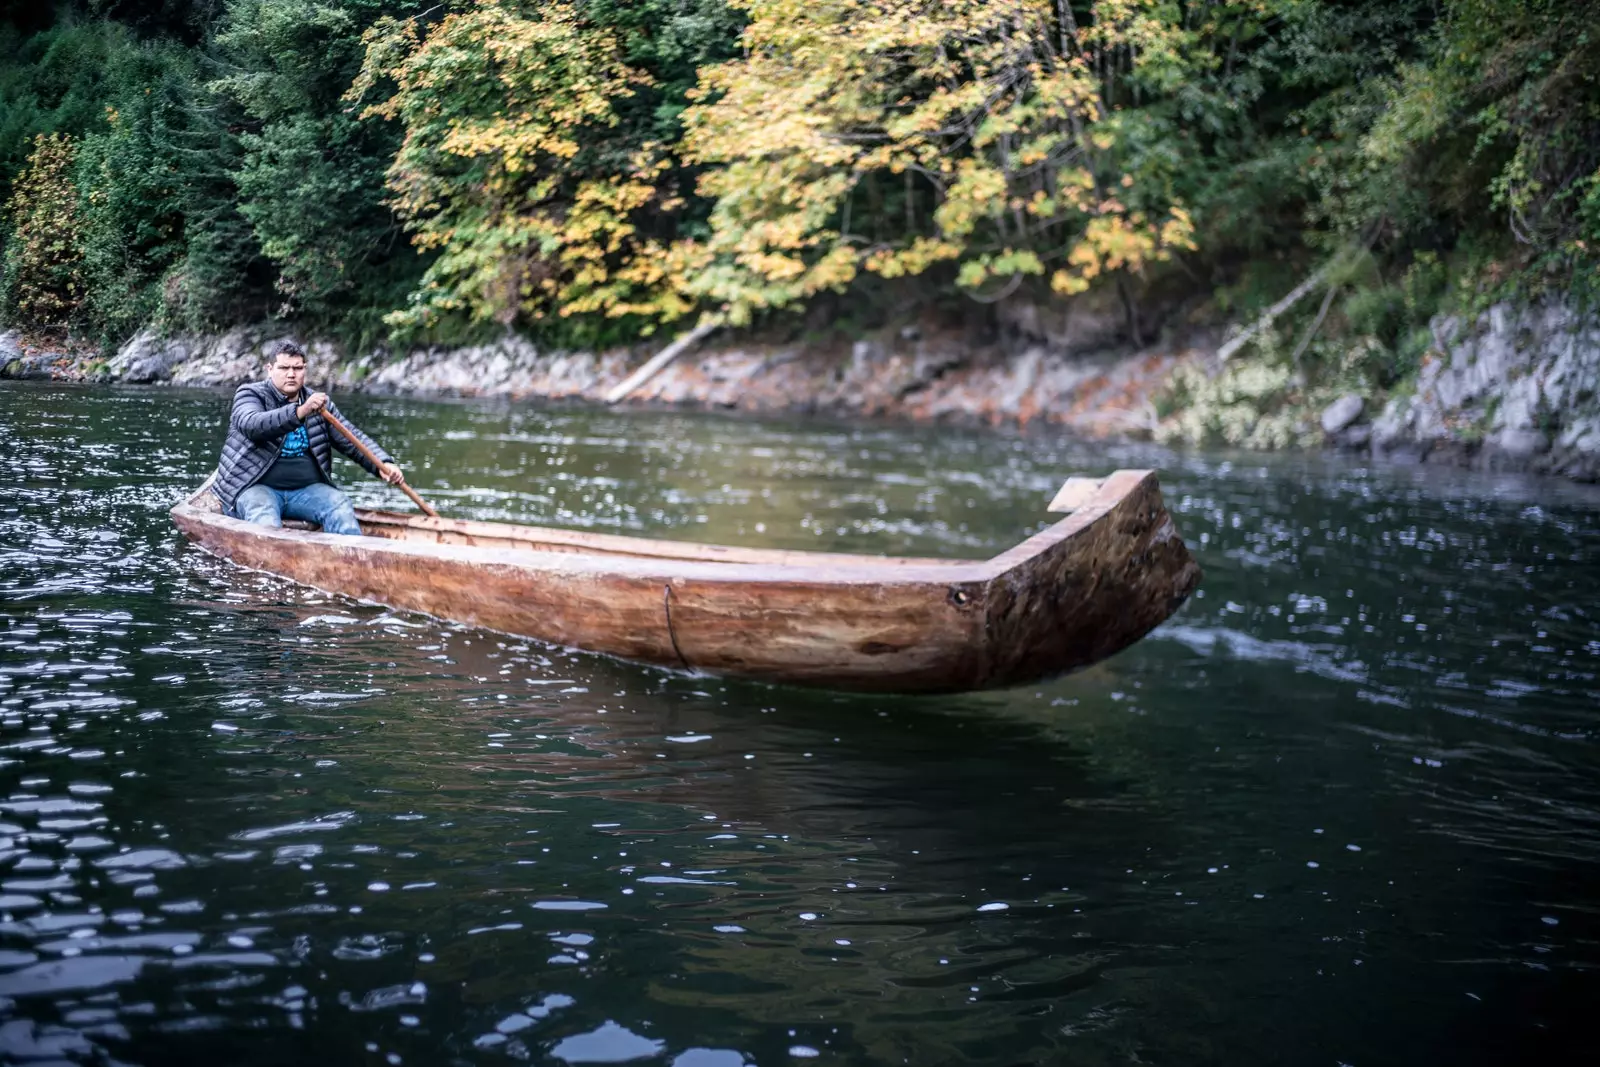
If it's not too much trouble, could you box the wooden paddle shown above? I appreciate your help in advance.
[317,407,439,518]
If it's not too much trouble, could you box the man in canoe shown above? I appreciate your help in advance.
[213,340,406,534]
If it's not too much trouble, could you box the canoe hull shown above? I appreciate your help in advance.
[171,469,1198,693]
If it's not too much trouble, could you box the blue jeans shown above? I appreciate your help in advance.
[232,482,362,536]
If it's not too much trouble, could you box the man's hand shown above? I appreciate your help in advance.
[380,463,406,486]
[296,391,328,421]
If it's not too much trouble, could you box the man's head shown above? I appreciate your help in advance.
[267,340,307,397]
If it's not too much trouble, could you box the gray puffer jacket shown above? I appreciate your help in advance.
[213,379,392,512]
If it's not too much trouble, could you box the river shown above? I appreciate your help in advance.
[0,381,1596,1066]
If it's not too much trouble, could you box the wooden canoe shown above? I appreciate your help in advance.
[170,469,1200,694]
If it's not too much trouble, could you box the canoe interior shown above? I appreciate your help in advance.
[183,480,967,569]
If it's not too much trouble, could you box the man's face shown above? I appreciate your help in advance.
[268,356,307,396]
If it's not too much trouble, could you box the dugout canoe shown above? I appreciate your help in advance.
[170,469,1200,693]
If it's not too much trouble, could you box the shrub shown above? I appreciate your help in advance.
[2,133,86,328]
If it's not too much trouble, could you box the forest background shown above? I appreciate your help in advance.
[1,0,1596,418]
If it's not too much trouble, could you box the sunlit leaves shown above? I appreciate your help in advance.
[352,2,696,333]
[2,134,86,327]
[356,0,1248,332]
[678,0,1222,318]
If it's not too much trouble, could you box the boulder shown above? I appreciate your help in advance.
[1491,428,1551,457]
[1335,424,1371,449]
[996,347,1045,414]
[106,329,191,383]
[996,287,1126,352]
[1320,394,1365,434]
[161,326,274,387]
[0,331,60,379]
[1369,398,1413,450]
[1366,301,1600,480]
[1557,415,1600,454]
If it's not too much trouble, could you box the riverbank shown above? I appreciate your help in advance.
[4,299,1598,482]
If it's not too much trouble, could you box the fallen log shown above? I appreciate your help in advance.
[604,319,721,404]
[1218,258,1341,363]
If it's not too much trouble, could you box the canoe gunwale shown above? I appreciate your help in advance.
[173,469,1153,587]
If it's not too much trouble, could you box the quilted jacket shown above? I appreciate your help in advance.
[212,379,392,512]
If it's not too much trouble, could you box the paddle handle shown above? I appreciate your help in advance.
[317,407,439,518]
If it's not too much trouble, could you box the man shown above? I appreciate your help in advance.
[213,340,406,535]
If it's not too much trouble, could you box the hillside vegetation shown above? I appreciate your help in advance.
[3,0,1596,399]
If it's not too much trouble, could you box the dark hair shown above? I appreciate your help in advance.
[270,340,306,364]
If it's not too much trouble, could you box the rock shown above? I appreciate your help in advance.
[996,347,1045,414]
[850,339,884,374]
[1490,428,1551,457]
[1336,424,1371,449]
[1557,415,1600,454]
[1430,314,1462,352]
[997,287,1126,352]
[1494,388,1541,433]
[21,295,1597,483]
[1368,301,1599,481]
[106,329,191,383]
[1320,394,1365,434]
[0,331,61,380]
[909,345,963,388]
[1369,399,1412,449]
[156,325,276,387]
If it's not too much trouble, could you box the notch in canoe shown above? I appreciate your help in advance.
[171,469,1200,694]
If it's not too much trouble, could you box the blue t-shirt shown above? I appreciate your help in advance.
[260,424,323,490]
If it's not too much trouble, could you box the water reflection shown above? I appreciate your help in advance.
[0,381,1596,1065]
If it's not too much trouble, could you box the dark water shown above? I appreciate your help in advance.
[1,381,1597,1067]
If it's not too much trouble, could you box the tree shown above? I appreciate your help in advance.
[350,1,708,340]
[72,38,201,339]
[214,0,432,341]
[676,0,1236,334]
[2,133,86,327]
[1360,0,1600,288]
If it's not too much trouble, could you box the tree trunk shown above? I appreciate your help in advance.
[604,319,721,404]
[1117,276,1143,347]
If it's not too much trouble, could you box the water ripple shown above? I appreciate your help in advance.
[0,382,1595,1065]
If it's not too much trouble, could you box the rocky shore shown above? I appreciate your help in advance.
[4,299,1597,482]
[1366,303,1600,480]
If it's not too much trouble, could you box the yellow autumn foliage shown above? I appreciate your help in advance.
[681,0,1200,313]
[355,0,1222,334]
[350,2,697,333]
[2,133,86,327]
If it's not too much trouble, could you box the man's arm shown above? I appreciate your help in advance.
[231,385,301,443]
[322,398,392,478]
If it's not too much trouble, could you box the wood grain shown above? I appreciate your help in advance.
[172,469,1200,693]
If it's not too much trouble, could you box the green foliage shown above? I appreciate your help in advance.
[1356,0,1600,290]
[214,0,433,345]
[350,1,714,339]
[1335,252,1447,385]
[73,49,201,338]
[0,0,1592,360]
[576,0,746,149]
[0,17,267,337]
